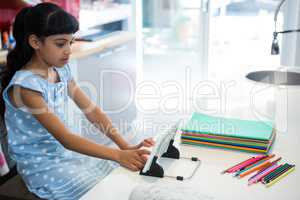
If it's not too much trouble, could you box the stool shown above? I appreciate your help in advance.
[0,172,42,200]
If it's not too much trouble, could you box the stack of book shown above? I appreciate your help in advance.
[180,112,275,153]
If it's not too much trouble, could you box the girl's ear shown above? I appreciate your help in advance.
[28,34,42,50]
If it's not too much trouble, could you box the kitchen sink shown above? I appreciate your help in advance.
[245,70,300,85]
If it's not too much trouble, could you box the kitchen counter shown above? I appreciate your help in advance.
[80,65,300,200]
[0,31,135,64]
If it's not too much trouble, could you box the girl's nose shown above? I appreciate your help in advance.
[64,45,72,55]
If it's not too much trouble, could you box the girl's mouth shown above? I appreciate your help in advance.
[61,58,69,62]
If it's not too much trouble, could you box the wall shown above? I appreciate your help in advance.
[281,0,300,67]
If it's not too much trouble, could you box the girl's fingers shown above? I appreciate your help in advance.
[143,141,153,147]
[146,138,155,144]
[145,138,155,143]
[130,138,155,149]
[128,144,140,150]
[144,138,155,146]
[137,149,151,155]
[129,164,139,171]
[133,160,144,169]
[150,138,156,143]
[133,152,145,164]
[141,154,148,162]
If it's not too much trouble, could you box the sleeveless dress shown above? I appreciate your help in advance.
[2,65,119,200]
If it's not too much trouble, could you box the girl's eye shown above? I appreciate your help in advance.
[56,43,65,48]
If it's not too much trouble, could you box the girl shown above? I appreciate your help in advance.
[0,3,154,200]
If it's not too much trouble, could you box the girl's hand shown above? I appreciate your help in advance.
[117,149,150,171]
[126,138,155,150]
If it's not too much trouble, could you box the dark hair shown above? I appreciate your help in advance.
[0,2,79,120]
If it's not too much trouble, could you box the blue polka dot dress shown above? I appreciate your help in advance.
[2,65,119,200]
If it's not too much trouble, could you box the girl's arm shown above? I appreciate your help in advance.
[68,79,154,150]
[18,87,149,171]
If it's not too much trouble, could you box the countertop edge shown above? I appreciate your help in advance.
[0,31,136,64]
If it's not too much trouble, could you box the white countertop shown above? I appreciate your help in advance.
[80,68,300,200]
[0,31,135,64]
[80,130,300,200]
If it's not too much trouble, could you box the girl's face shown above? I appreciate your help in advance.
[38,34,75,67]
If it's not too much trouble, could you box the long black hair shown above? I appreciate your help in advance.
[0,2,79,121]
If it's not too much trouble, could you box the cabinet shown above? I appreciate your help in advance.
[65,1,136,144]
[68,39,137,144]
[63,0,136,143]
[79,0,133,41]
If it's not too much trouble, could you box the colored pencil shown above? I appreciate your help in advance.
[247,157,282,179]
[248,164,281,185]
[241,154,275,170]
[266,166,295,187]
[234,154,275,177]
[256,157,282,175]
[234,160,266,177]
[262,163,291,183]
[221,156,258,174]
[226,155,267,173]
[238,158,275,178]
[264,164,294,184]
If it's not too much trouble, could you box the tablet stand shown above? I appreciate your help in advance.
[140,139,201,180]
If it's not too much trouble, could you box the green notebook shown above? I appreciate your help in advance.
[180,112,274,141]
